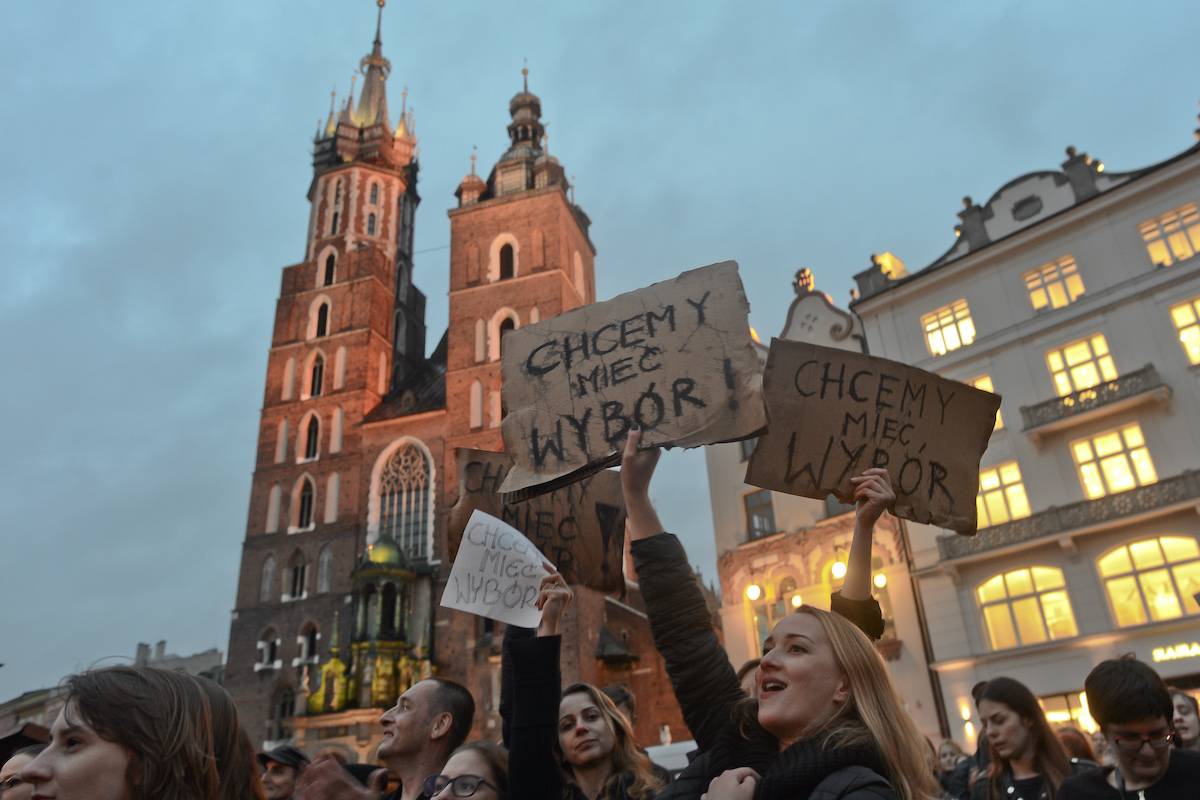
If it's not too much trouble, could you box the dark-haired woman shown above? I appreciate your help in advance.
[19,665,224,800]
[617,431,938,800]
[971,677,1075,800]
[502,566,664,800]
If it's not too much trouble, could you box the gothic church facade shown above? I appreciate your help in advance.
[223,7,686,758]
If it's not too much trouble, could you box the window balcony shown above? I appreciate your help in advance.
[1019,365,1171,442]
[938,470,1200,562]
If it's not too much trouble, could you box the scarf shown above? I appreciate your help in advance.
[754,732,889,799]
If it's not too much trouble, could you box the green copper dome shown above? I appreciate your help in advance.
[366,536,403,566]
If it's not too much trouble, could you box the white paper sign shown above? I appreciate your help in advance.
[439,510,553,627]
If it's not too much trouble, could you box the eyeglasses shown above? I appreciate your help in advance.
[1109,730,1175,753]
[422,774,496,798]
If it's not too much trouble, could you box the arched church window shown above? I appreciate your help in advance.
[296,479,315,529]
[370,182,379,205]
[298,622,319,662]
[367,213,377,237]
[289,551,307,599]
[270,687,294,739]
[317,545,333,593]
[259,629,279,667]
[498,317,515,358]
[260,554,277,603]
[315,303,330,337]
[323,254,336,286]
[394,310,407,354]
[377,444,432,560]
[499,243,514,280]
[304,417,320,460]
[310,354,324,397]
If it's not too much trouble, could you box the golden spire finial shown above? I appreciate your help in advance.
[374,0,385,43]
[470,145,478,176]
[522,58,529,92]
[401,85,408,115]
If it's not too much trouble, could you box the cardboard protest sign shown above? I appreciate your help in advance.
[745,339,1000,534]
[499,260,766,497]
[448,449,627,592]
[440,510,553,627]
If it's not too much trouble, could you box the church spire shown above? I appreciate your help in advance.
[324,88,337,137]
[354,0,392,128]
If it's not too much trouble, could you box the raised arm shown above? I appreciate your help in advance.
[622,430,746,750]
[504,567,573,800]
[829,468,893,641]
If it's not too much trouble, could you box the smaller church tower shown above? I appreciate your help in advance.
[443,66,596,475]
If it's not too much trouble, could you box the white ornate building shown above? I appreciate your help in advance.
[851,118,1200,745]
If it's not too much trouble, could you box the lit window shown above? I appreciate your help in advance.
[1045,334,1117,397]
[1038,692,1096,733]
[1025,256,1085,311]
[976,461,1030,528]
[1071,423,1157,499]
[744,490,776,540]
[1138,202,1200,267]
[1170,296,1200,365]
[751,576,799,644]
[977,566,1078,650]
[971,375,1003,430]
[921,300,975,356]
[1097,536,1200,627]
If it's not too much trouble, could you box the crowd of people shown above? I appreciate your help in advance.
[3,430,1200,799]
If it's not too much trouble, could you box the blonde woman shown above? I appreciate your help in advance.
[618,430,939,800]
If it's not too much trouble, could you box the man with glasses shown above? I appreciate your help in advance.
[1060,656,1200,798]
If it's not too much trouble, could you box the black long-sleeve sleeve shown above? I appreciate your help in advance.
[504,631,566,800]
[631,532,744,751]
[499,624,535,748]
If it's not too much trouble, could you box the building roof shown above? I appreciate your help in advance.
[361,330,447,424]
[851,138,1200,306]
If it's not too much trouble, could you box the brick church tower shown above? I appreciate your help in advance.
[223,3,443,753]
[433,70,686,746]
[223,4,688,757]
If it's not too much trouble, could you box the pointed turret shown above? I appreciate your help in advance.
[324,89,337,138]
[504,63,545,158]
[456,145,487,207]
[353,0,392,128]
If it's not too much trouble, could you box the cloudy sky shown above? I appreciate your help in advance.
[2,0,1196,699]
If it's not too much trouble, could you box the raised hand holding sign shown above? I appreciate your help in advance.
[439,510,554,627]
